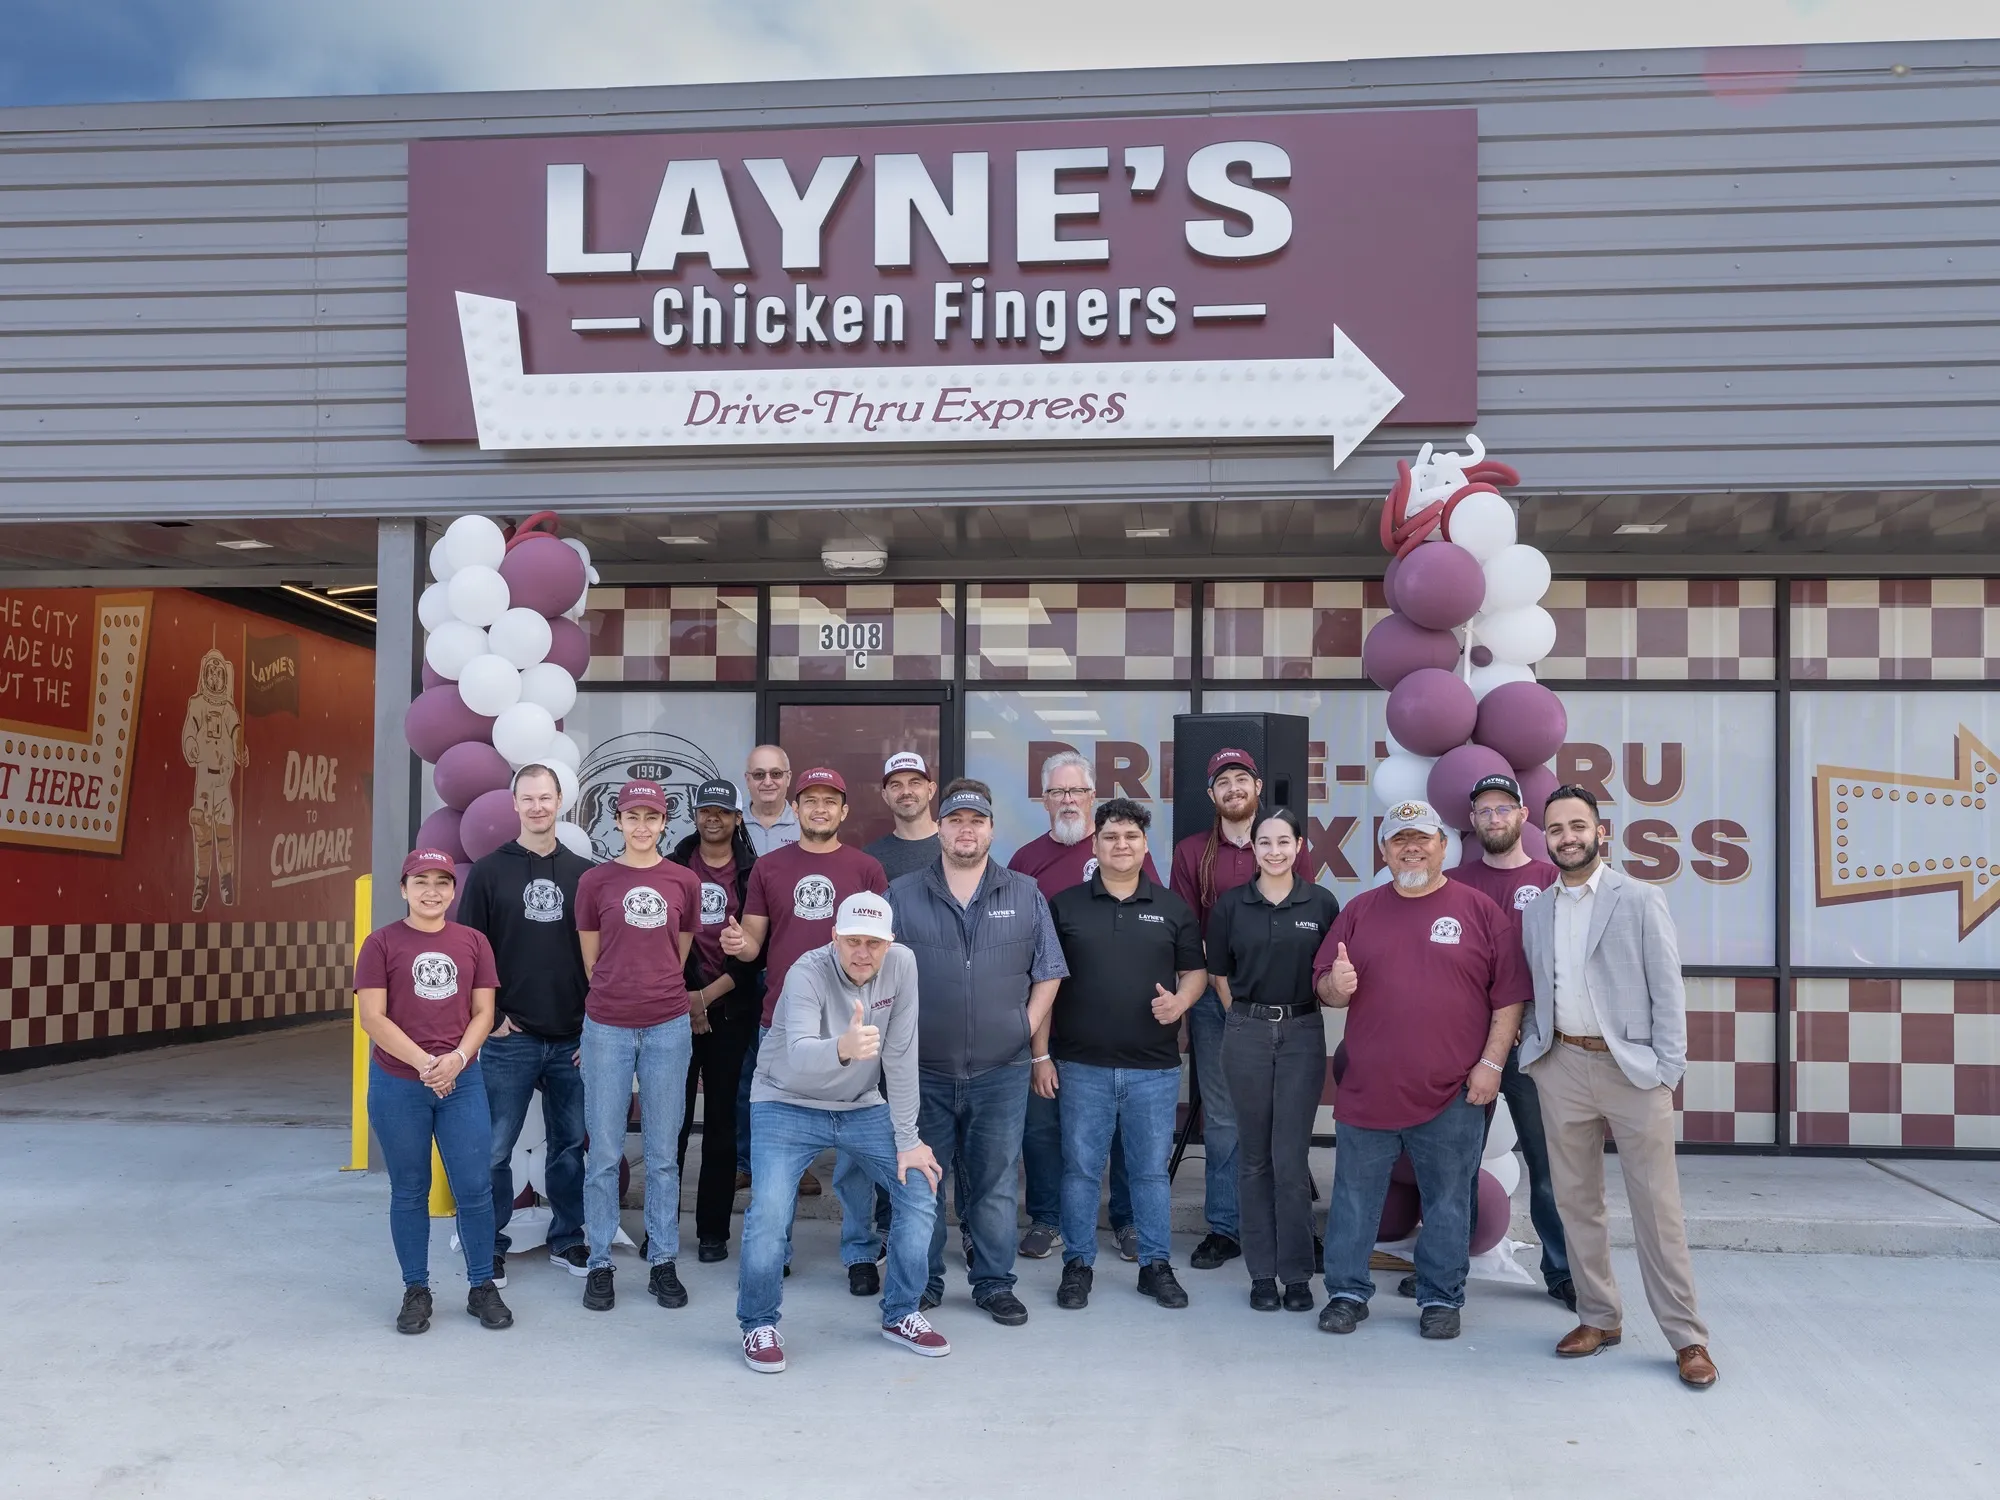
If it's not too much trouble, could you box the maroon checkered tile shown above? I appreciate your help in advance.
[1540,579,1777,681]
[580,586,758,683]
[1791,977,2000,1147]
[968,583,1190,680]
[1204,581,1391,679]
[1790,579,2000,681]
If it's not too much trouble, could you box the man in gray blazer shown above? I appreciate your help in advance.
[1520,785,1718,1390]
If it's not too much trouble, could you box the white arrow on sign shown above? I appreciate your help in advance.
[1812,724,2000,937]
[452,292,1402,464]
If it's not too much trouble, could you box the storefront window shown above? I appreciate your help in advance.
[1790,578,2000,681]
[566,691,756,859]
[1539,579,1776,681]
[768,584,954,682]
[966,583,1189,680]
[1792,978,1999,1149]
[579,586,757,683]
[1204,581,1386,680]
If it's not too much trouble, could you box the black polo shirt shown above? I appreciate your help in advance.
[1048,873,1206,1070]
[1206,876,1342,1009]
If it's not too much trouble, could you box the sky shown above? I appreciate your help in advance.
[3,0,1997,107]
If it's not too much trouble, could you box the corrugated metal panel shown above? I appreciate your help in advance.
[1,40,1997,528]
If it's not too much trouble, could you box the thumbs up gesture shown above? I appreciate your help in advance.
[1150,981,1185,1024]
[838,996,881,1064]
[1327,941,1358,1001]
[719,915,747,956]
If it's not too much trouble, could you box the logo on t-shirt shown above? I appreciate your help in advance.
[987,908,1017,919]
[1295,920,1321,932]
[1512,884,1539,912]
[1137,912,1166,924]
[1429,916,1463,946]
[700,882,729,926]
[1082,857,1100,883]
[523,878,564,924]
[410,951,459,1000]
[622,886,670,929]
[793,873,837,921]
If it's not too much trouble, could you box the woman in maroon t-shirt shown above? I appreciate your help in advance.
[574,780,701,1313]
[355,847,508,1335]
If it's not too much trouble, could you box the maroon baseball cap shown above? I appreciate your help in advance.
[1207,748,1260,783]
[616,780,668,813]
[792,766,848,800]
[401,847,458,881]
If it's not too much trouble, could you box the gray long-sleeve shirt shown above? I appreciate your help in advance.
[750,942,922,1151]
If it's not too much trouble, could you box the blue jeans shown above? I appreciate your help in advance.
[1324,1093,1486,1310]
[1056,1061,1179,1267]
[482,1029,586,1256]
[368,1059,495,1288]
[737,1100,936,1331]
[917,1063,1030,1303]
[1500,1044,1570,1287]
[1186,988,1240,1239]
[833,1147,896,1266]
[581,1014,692,1271]
[1024,1091,1132,1232]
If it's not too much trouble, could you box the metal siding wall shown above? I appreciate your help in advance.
[1,43,1997,523]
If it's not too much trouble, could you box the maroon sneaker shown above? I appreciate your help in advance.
[881,1311,951,1358]
[742,1324,786,1373]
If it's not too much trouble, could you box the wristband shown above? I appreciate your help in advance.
[1031,1054,1051,1064]
[1476,1057,1503,1074]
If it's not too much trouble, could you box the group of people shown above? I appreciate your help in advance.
[356,738,1717,1388]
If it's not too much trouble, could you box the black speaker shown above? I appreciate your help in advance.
[1171,713,1310,846]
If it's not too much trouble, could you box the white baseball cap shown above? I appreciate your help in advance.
[833,892,895,941]
[882,751,931,783]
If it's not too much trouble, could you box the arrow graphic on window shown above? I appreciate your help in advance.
[1812,724,2000,937]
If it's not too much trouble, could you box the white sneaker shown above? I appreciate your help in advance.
[742,1324,787,1373]
[881,1310,951,1358]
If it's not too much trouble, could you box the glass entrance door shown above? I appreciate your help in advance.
[772,695,947,849]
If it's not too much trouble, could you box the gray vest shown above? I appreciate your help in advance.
[887,861,1044,1078]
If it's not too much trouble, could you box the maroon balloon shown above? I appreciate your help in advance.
[1521,823,1550,862]
[498,534,588,617]
[1515,762,1559,819]
[461,787,522,863]
[1381,553,1404,614]
[1469,645,1493,668]
[414,806,468,866]
[1362,614,1460,692]
[1389,1151,1417,1186]
[434,739,514,812]
[1427,744,1513,831]
[1386,667,1477,757]
[421,661,448,691]
[544,615,591,679]
[403,685,496,764]
[1393,541,1486,631]
[1473,680,1569,769]
[1469,1168,1512,1256]
[1377,1178,1422,1242]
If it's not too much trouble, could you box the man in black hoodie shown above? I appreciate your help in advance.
[457,763,595,1283]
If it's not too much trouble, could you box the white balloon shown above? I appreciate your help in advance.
[1443,489,1517,563]
[586,565,601,586]
[487,606,553,669]
[518,661,577,720]
[552,758,581,815]
[1442,834,1463,870]
[427,534,457,582]
[447,564,511,628]
[555,821,596,861]
[423,621,487,681]
[417,580,455,632]
[1478,605,1558,666]
[492,700,557,767]
[561,536,593,569]
[1486,1148,1521,1198]
[1480,544,1553,614]
[444,514,507,573]
[456,653,523,717]
[545,730,581,769]
[1467,659,1536,702]
[1485,1097,1519,1159]
[1372,752,1437,811]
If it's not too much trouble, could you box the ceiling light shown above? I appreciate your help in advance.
[326,584,377,597]
[657,535,709,546]
[1125,527,1171,539]
[821,544,887,576]
[280,584,376,624]
[1614,523,1668,536]
[217,538,272,550]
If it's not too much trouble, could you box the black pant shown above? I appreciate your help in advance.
[1221,1007,1326,1285]
[677,995,757,1244]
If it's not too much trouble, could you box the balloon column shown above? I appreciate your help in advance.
[1365,436,1566,870]
[405,511,600,867]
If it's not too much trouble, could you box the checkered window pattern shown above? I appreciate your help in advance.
[767,584,954,682]
[1790,579,2000,680]
[1204,581,1391,679]
[1792,977,2000,1148]
[967,583,1190,680]
[1538,579,1777,681]
[580,586,757,684]
[4,922,352,1053]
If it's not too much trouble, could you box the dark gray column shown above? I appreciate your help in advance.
[370,519,425,931]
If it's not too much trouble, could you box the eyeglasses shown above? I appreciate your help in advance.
[1044,787,1092,801]
[1470,805,1523,822]
[747,769,787,781]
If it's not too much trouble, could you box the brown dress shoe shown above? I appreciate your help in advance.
[1676,1344,1719,1388]
[798,1170,822,1197]
[1556,1324,1622,1358]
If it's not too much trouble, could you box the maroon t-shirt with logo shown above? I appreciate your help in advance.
[745,842,888,1025]
[689,848,742,986]
[1171,829,1305,937]
[355,919,499,1081]
[1311,880,1532,1131]
[1449,858,1559,945]
[575,858,702,1028]
[1007,832,1161,901]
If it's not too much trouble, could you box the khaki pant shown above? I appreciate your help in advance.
[1527,1041,1708,1350]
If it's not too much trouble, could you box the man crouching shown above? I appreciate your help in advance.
[736,893,947,1371]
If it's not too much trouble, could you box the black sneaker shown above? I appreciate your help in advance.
[1419,1305,1462,1340]
[1397,1273,1417,1299]
[1283,1281,1316,1313]
[549,1244,589,1276]
[395,1285,432,1335]
[1249,1277,1281,1312]
[1189,1233,1242,1270]
[583,1266,615,1311]
[490,1251,507,1289]
[648,1262,688,1309]
[1318,1297,1368,1334]
[697,1239,728,1264]
[466,1281,513,1330]
[979,1290,1029,1326]
[919,1287,942,1312]
[1549,1277,1578,1313]
[1056,1261,1093,1310]
[848,1262,881,1298]
[1138,1261,1189,1308]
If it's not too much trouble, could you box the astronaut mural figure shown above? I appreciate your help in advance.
[182,641,249,911]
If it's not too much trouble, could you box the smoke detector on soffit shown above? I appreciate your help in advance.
[821,544,888,576]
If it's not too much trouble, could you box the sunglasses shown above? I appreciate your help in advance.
[747,769,788,781]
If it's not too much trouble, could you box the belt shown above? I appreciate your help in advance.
[1234,1000,1319,1021]
[1554,1029,1610,1053]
